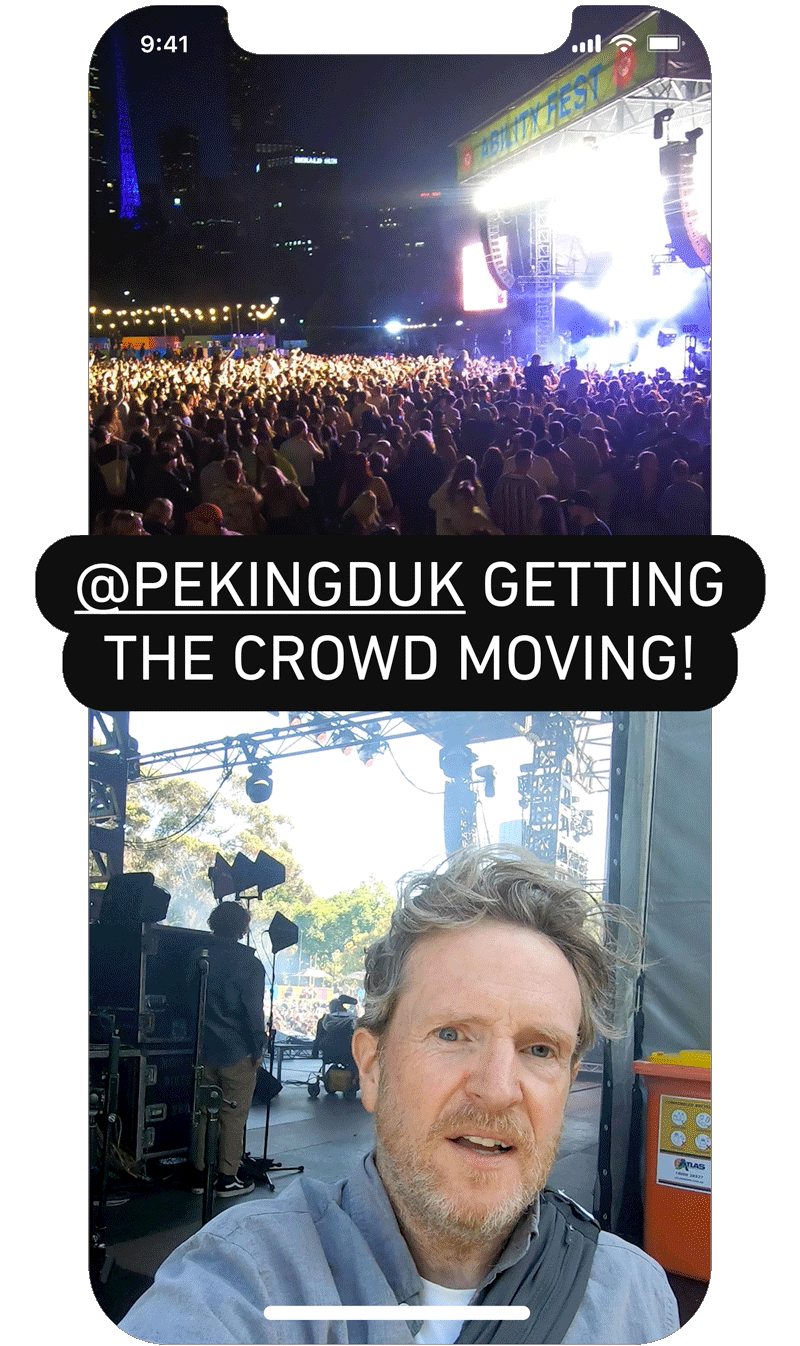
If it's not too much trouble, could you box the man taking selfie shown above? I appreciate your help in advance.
[120,846,679,1344]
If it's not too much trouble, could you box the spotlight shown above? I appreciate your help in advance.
[475,765,496,798]
[245,762,273,803]
[357,741,384,767]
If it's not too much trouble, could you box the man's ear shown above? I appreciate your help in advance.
[351,1026,381,1113]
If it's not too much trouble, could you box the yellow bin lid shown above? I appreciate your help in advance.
[648,1050,711,1069]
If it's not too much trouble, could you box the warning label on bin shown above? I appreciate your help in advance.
[656,1094,711,1191]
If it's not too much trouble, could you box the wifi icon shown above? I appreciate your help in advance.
[611,34,637,51]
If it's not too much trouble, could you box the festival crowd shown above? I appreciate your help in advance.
[89,346,710,538]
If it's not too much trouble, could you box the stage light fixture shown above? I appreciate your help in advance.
[253,851,286,894]
[245,762,273,803]
[230,851,260,892]
[475,765,496,798]
[357,740,385,767]
[208,852,237,900]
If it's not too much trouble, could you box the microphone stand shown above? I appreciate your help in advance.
[242,944,303,1189]
[189,946,226,1225]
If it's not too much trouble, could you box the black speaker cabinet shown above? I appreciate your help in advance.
[90,1046,195,1162]
[90,923,212,1048]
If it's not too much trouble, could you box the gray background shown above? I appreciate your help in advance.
[9,0,786,1340]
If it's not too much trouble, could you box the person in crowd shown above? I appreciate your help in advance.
[142,498,174,536]
[428,457,491,536]
[184,503,240,536]
[387,431,448,535]
[337,452,393,519]
[612,450,663,535]
[279,418,326,512]
[566,490,612,536]
[108,509,148,536]
[443,480,503,536]
[490,449,542,535]
[340,488,383,536]
[558,354,590,404]
[560,417,602,491]
[120,846,678,1345]
[537,495,569,536]
[477,446,504,506]
[522,352,555,397]
[210,456,264,535]
[657,459,709,535]
[536,421,576,499]
[260,466,311,535]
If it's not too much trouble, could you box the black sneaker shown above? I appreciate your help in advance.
[215,1174,255,1198]
[188,1168,206,1194]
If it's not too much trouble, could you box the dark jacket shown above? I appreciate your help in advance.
[202,937,266,1067]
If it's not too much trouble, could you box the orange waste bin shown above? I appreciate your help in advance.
[633,1052,710,1282]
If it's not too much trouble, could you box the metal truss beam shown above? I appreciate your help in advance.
[467,80,710,188]
[90,711,134,884]
[133,712,612,780]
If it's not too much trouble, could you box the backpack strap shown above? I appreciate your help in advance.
[457,1189,600,1344]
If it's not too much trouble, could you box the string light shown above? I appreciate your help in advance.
[90,295,289,343]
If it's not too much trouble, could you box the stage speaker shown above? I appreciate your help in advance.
[90,923,210,1047]
[98,873,171,925]
[253,1067,283,1105]
[659,136,710,268]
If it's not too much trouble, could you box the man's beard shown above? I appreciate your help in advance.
[374,1079,561,1253]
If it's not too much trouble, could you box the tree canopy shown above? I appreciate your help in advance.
[122,772,395,984]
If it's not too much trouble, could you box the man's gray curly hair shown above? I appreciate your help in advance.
[361,845,640,1059]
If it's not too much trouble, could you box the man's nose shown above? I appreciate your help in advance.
[464,1039,524,1110]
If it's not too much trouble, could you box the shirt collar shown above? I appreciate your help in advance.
[342,1151,542,1305]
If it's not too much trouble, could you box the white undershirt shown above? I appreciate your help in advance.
[413,1277,477,1345]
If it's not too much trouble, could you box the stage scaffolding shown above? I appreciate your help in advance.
[463,73,705,352]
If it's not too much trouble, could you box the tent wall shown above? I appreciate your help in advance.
[596,710,711,1237]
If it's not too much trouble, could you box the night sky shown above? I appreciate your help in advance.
[102,4,650,199]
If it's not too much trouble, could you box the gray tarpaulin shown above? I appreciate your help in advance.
[596,710,711,1236]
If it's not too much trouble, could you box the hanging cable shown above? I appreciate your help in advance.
[134,767,235,845]
[384,742,444,796]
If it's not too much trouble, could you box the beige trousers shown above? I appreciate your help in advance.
[192,1056,259,1176]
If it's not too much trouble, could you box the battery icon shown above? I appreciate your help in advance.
[648,35,681,51]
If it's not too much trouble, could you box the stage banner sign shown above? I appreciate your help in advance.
[456,11,659,183]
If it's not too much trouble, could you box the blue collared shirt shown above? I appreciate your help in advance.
[118,1152,679,1344]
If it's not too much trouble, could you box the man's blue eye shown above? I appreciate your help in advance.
[528,1044,553,1058]
[438,1027,459,1041]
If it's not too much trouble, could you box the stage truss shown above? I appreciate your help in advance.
[89,711,615,887]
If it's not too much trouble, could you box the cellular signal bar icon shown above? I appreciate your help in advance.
[572,34,602,54]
